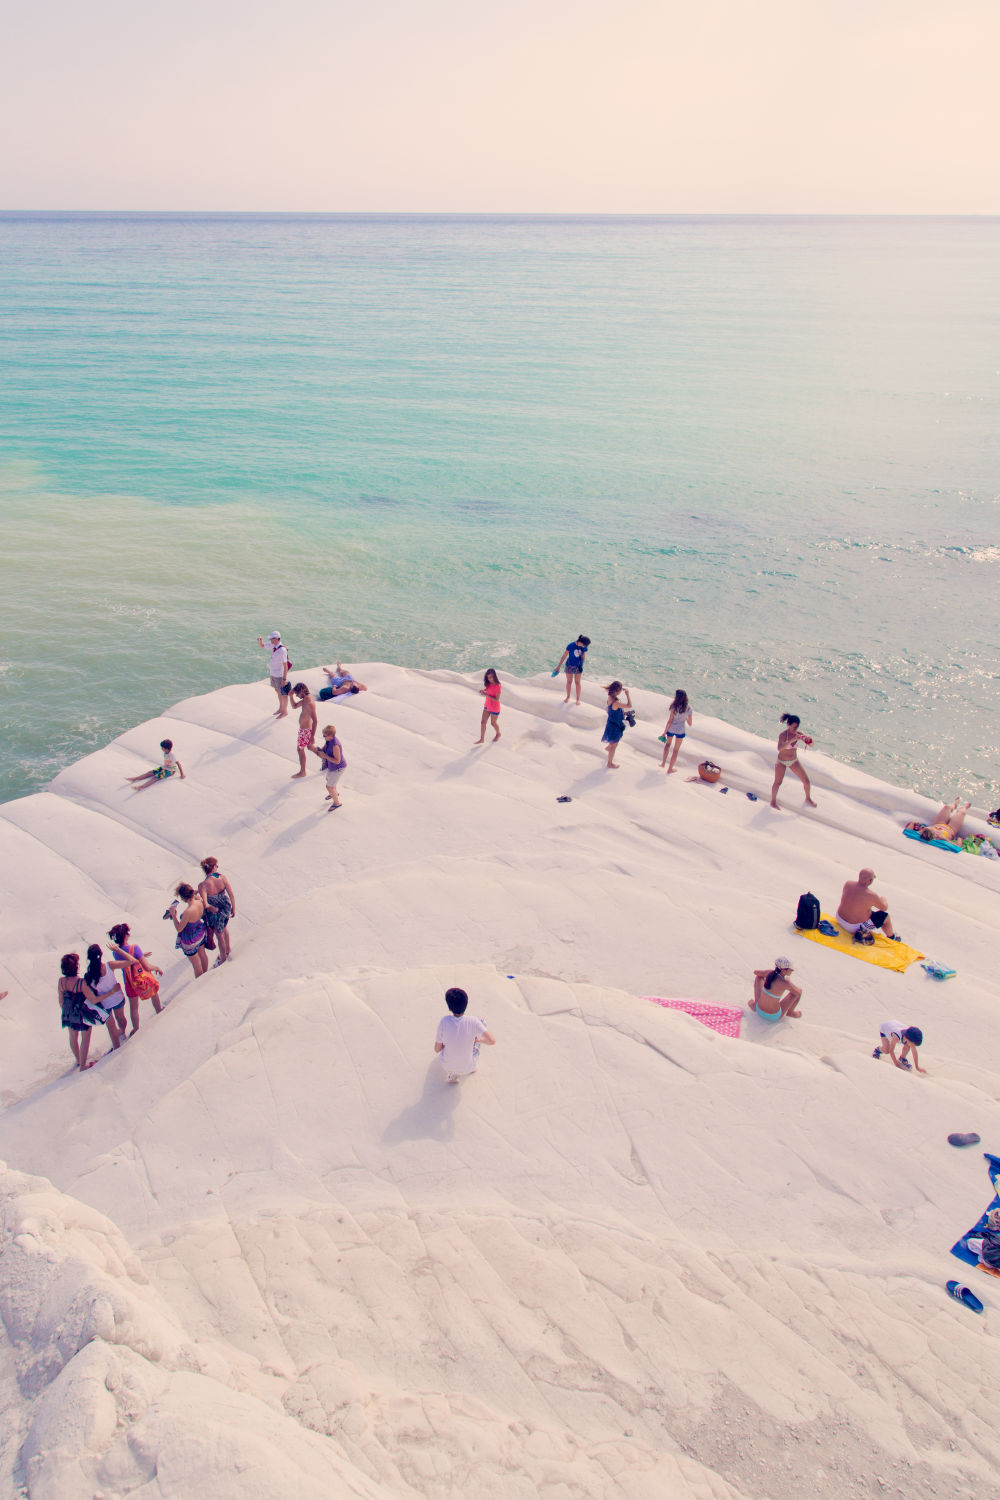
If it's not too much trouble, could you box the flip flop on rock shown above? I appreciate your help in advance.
[947,1132,982,1148]
[946,1281,984,1313]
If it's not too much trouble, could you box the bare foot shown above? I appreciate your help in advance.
[805,797,817,807]
[770,800,780,809]
[291,771,307,779]
[474,738,485,744]
[493,732,501,741]
[748,1001,758,1013]
[80,1062,95,1071]
[787,1009,802,1018]
[607,763,619,770]
[563,697,570,704]
[667,767,677,775]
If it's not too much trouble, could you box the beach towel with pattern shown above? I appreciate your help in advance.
[645,997,742,1039]
[951,1154,1000,1278]
[798,913,924,973]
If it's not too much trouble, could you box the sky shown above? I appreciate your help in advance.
[2,0,998,212]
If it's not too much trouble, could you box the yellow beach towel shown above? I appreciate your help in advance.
[798,913,925,974]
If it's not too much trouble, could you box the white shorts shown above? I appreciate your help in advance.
[325,769,344,788]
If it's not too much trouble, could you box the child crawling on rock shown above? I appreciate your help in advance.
[873,1022,926,1072]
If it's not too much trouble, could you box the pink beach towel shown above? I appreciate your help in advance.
[644,997,742,1039]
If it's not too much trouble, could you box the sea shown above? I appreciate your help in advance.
[1,212,998,805]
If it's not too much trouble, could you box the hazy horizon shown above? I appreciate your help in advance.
[3,0,997,214]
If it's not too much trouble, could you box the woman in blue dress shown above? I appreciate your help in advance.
[602,680,632,769]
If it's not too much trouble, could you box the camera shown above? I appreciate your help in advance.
[624,710,637,728]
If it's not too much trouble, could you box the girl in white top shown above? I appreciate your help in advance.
[83,943,132,1049]
[660,690,692,773]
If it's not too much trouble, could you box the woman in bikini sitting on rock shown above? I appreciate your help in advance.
[750,958,803,1022]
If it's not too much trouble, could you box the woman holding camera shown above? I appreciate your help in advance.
[601,681,633,769]
[168,883,209,978]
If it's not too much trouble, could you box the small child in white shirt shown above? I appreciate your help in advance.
[125,738,185,792]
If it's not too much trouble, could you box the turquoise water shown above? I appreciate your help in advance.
[1,213,998,803]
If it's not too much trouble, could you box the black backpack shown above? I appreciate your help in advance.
[795,892,820,930]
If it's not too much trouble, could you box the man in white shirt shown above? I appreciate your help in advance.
[258,631,290,717]
[434,987,495,1083]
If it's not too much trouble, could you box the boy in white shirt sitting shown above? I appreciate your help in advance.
[434,987,495,1084]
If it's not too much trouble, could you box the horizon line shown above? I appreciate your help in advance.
[2,209,999,221]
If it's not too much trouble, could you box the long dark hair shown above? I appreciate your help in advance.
[670,690,688,714]
[84,944,104,988]
[108,923,130,947]
[604,680,623,697]
[484,669,499,687]
[764,966,788,989]
[780,713,800,728]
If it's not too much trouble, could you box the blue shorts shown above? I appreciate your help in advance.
[666,731,685,739]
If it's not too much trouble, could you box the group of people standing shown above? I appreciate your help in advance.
[551,632,817,806]
[257,635,357,809]
[58,858,237,1072]
[58,924,162,1071]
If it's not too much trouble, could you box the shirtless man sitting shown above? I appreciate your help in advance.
[837,868,898,941]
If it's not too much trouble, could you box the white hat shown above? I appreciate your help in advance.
[268,630,281,640]
[774,957,793,970]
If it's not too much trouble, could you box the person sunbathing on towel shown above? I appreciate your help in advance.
[321,663,368,695]
[905,797,970,845]
[967,1208,1000,1274]
[837,868,899,940]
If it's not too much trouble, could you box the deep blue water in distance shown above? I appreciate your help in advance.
[1,213,998,802]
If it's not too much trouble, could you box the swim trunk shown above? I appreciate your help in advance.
[270,675,285,691]
[152,767,174,781]
[837,910,888,935]
[297,727,312,749]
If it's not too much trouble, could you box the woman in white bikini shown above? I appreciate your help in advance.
[770,713,817,810]
[750,959,802,1022]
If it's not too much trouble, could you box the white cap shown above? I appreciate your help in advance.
[268,630,281,639]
